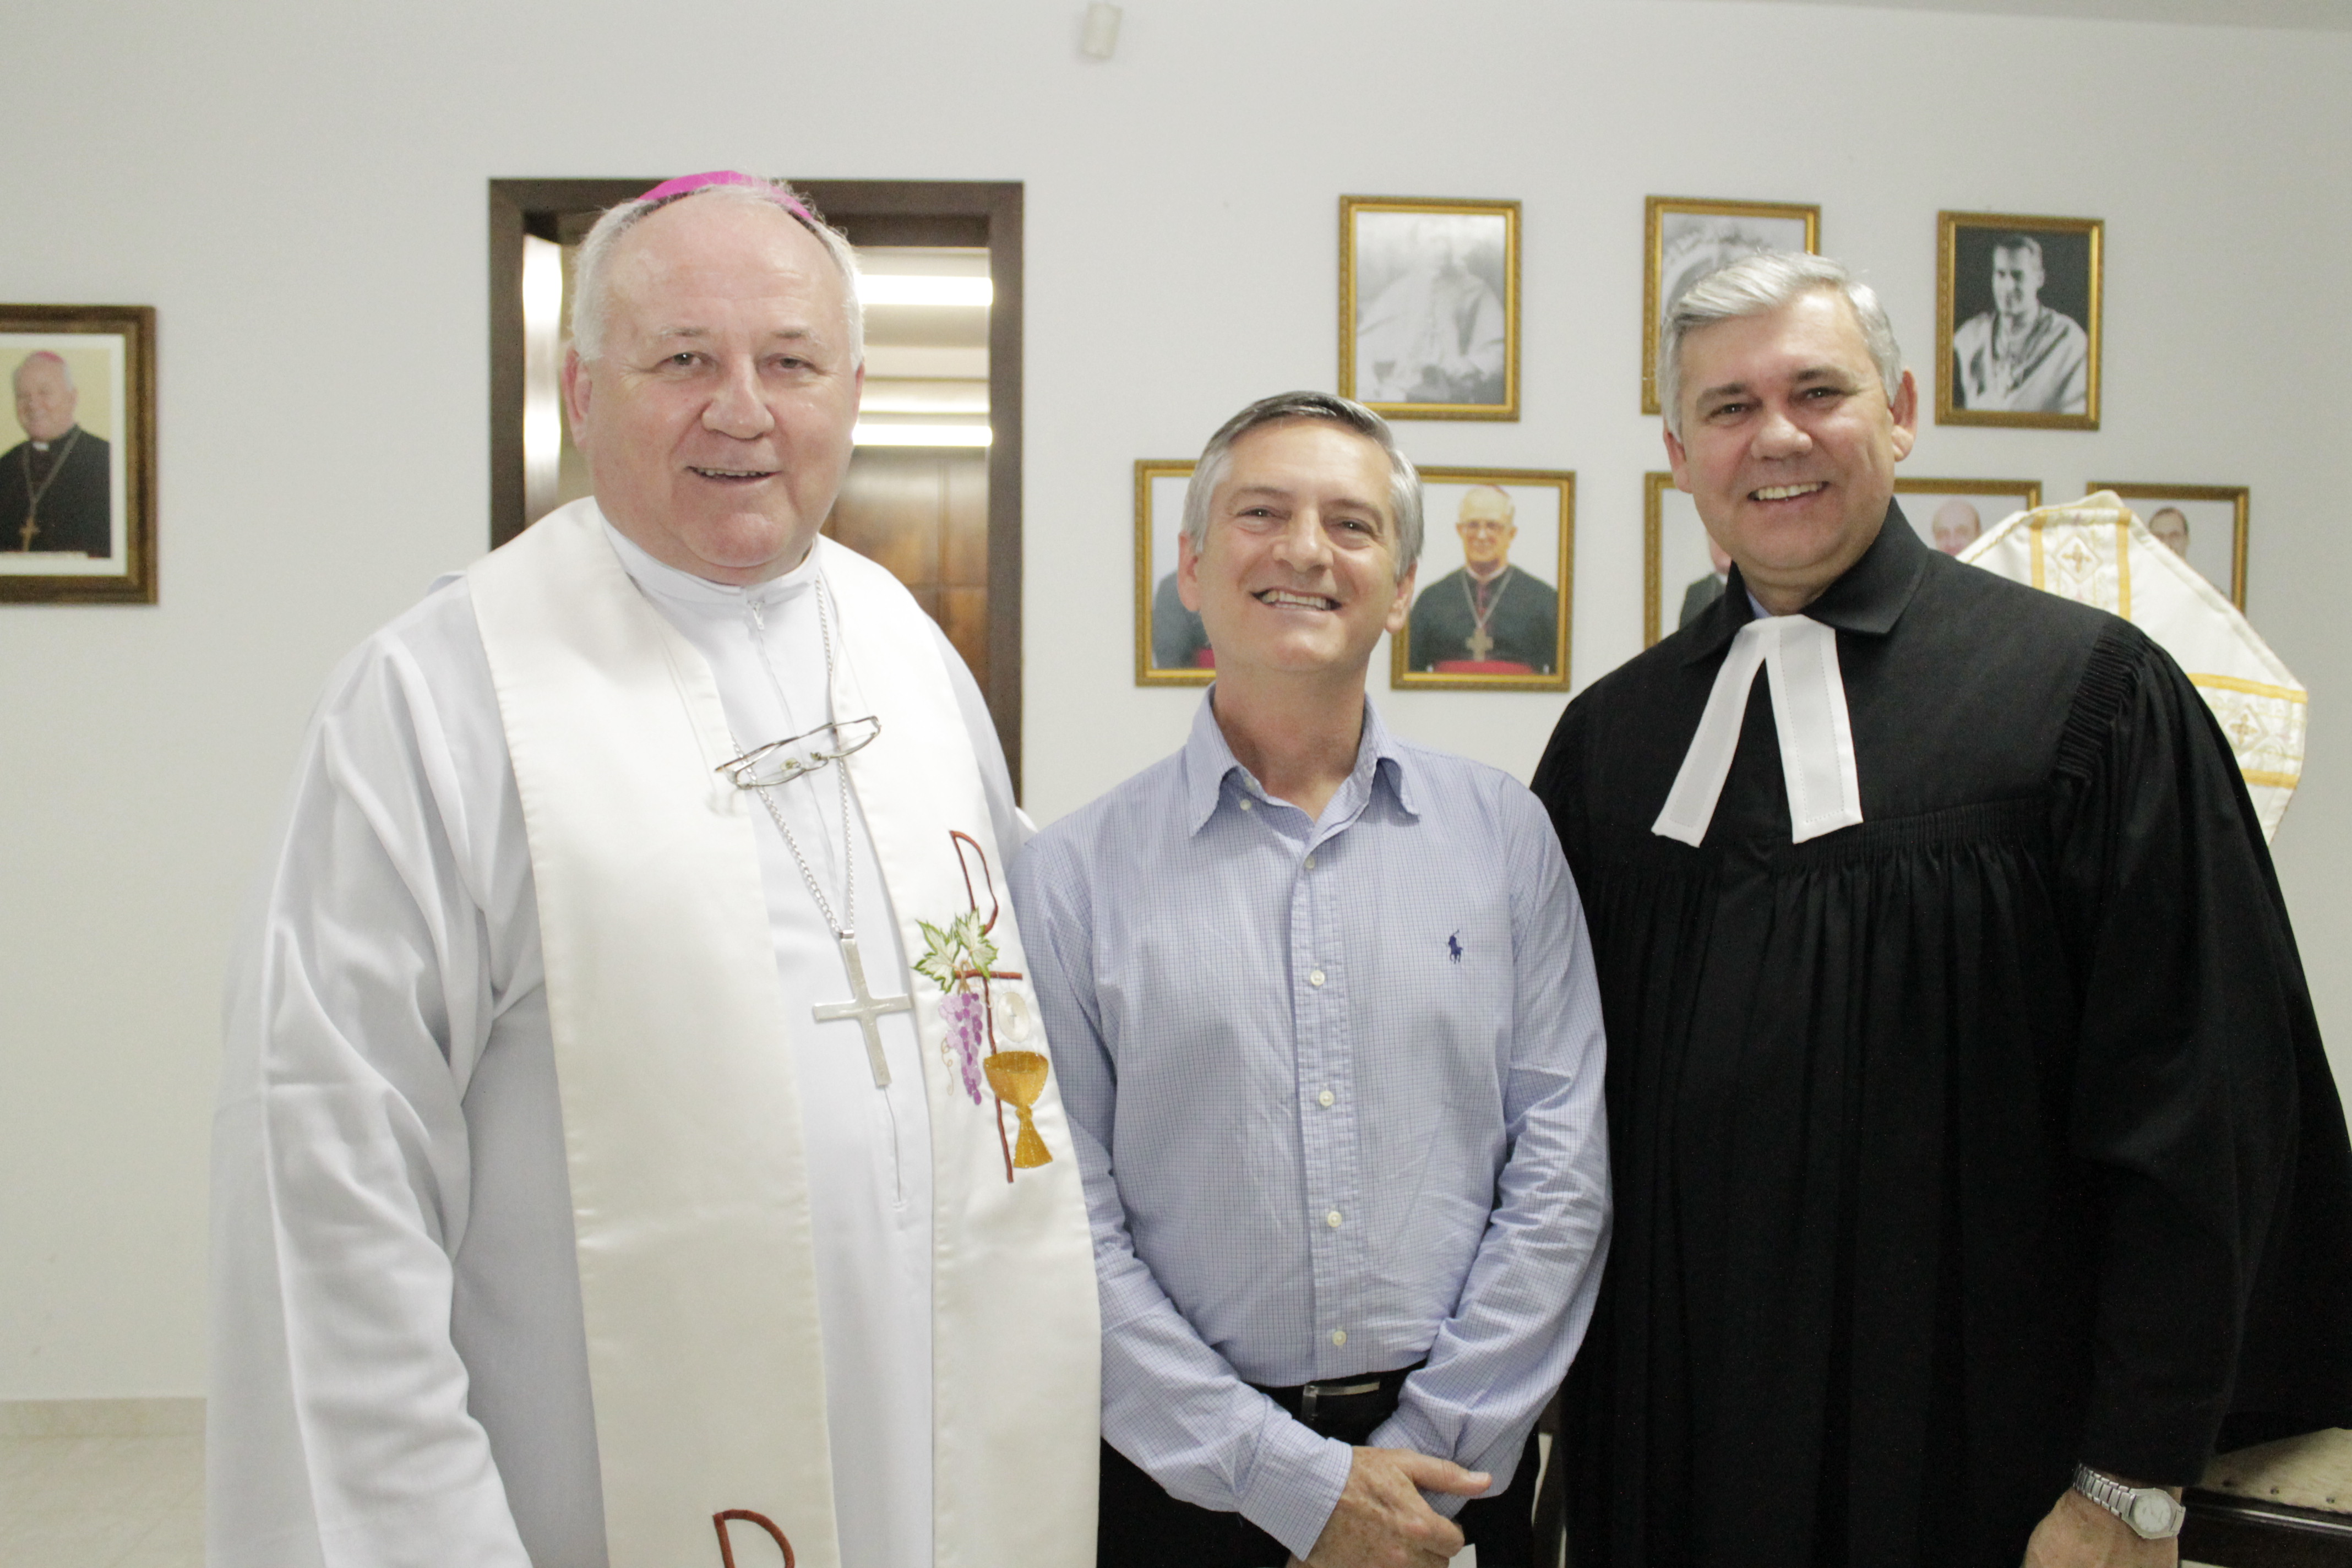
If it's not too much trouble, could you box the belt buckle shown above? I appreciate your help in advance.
[1298,1377,1382,1428]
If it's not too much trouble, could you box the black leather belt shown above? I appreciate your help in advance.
[1249,1363,1423,1440]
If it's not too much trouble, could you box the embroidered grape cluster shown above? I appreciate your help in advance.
[939,992,988,1105]
[916,908,1002,1107]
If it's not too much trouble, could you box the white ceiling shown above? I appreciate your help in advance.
[1713,0,2352,28]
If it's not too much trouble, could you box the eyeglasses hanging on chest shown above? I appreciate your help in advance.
[716,715,883,791]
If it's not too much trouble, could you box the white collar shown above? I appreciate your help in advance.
[1653,612,1863,847]
[598,508,821,617]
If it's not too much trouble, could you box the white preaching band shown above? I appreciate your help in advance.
[209,171,1098,1568]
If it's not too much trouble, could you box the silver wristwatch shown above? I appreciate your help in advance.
[2072,1464,2187,1539]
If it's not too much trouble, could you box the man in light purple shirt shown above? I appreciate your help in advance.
[1012,392,1611,1567]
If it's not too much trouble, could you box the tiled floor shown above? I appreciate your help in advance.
[0,1431,203,1568]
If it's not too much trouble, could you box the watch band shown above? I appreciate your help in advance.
[2072,1465,2187,1540]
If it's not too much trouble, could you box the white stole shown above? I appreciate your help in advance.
[1654,613,1863,847]
[469,502,1099,1568]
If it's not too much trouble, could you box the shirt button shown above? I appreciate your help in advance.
[1330,1329,1347,1347]
[1239,798,1253,812]
[1304,853,1317,870]
[1308,969,1326,988]
[1325,1209,1343,1228]
[1318,1089,1335,1108]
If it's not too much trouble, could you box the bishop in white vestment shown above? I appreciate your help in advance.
[209,173,1099,1568]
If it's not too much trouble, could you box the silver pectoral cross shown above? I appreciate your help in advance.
[812,934,914,1088]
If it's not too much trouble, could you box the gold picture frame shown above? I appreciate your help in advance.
[1936,211,2103,430]
[1134,459,1212,685]
[1340,196,1519,421]
[1391,467,1572,691]
[2087,481,2250,608]
[1642,197,1819,416]
[1894,477,2043,559]
[1,304,157,605]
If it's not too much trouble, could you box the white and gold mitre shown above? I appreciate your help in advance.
[1959,491,2305,840]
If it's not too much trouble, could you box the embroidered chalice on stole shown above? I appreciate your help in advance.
[983,1048,1053,1168]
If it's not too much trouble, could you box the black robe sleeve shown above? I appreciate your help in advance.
[2051,625,2352,1478]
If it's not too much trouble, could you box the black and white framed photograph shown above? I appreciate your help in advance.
[1645,472,1726,647]
[1134,459,1212,685]
[1340,197,1518,421]
[1893,477,2043,558]
[1643,197,1819,415]
[1,304,155,605]
[1393,468,1571,690]
[2089,481,2249,607]
[1936,212,2102,429]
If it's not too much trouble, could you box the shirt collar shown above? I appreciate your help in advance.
[1679,498,1929,665]
[1179,687,1419,835]
[599,506,823,614]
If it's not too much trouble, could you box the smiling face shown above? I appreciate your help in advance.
[1664,288,1916,614]
[1991,243,2044,323]
[1177,418,1414,685]
[1456,486,1516,574]
[562,196,863,584]
[13,356,77,443]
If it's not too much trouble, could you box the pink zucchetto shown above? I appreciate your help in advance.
[637,171,813,224]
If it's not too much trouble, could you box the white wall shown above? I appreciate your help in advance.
[1,0,2344,1399]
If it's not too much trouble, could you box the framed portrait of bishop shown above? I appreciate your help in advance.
[1392,467,1572,690]
[1936,212,2103,430]
[1341,197,1520,421]
[0,304,156,605]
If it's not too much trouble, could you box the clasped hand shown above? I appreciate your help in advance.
[1285,1445,1489,1568]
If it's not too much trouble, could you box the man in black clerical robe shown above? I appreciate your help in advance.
[1409,484,1558,672]
[3,351,112,556]
[1533,251,2352,1568]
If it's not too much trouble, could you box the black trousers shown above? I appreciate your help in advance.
[1096,1370,1541,1568]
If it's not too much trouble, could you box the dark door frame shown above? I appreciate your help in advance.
[486,177,1026,791]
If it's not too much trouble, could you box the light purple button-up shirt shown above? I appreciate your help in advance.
[1011,693,1611,1558]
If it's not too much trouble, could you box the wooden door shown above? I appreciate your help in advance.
[824,448,992,694]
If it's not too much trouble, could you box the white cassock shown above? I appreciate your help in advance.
[210,500,1098,1568]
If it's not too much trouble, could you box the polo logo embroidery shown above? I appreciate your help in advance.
[1447,932,1464,963]
[913,830,1055,1181]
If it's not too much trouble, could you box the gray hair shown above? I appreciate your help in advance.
[1657,251,1903,439]
[569,177,863,366]
[1180,391,1423,582]
[12,352,72,394]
